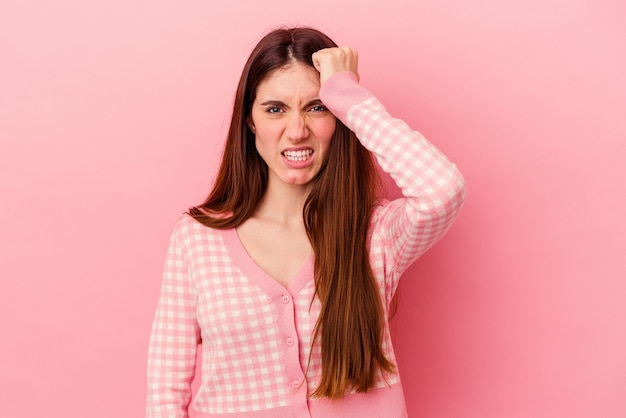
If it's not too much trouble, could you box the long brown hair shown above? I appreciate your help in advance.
[188,26,395,398]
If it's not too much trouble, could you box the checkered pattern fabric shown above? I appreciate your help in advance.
[146,71,466,418]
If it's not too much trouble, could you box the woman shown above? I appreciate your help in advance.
[146,26,466,417]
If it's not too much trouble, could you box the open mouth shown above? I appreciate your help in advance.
[282,149,313,162]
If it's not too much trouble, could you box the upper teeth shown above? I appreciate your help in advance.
[283,150,312,161]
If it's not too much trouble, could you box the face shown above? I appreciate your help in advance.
[249,62,336,190]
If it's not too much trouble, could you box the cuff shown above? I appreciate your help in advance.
[319,71,373,123]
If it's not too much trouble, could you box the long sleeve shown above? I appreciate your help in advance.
[146,220,201,417]
[320,71,467,290]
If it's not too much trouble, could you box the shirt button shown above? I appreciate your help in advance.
[291,380,300,388]
[281,294,291,304]
[286,337,294,346]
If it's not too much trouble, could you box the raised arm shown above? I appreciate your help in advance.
[315,47,467,282]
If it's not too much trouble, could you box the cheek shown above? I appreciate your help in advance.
[314,118,336,147]
[253,123,283,149]
[250,110,281,138]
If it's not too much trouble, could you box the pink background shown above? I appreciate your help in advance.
[1,0,625,417]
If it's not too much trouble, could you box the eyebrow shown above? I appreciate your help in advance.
[258,99,324,109]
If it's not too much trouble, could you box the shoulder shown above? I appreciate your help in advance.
[370,199,395,225]
[369,198,411,241]
[170,213,224,247]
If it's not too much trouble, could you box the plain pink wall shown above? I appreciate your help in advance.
[1,1,624,417]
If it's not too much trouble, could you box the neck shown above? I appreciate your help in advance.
[254,180,312,226]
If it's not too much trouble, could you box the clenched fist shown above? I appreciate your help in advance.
[312,47,360,85]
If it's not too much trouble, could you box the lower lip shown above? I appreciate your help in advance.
[282,153,314,168]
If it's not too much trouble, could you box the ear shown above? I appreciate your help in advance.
[247,116,256,133]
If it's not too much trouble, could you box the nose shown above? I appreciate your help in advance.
[285,112,309,142]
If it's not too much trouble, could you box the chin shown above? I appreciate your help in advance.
[287,179,313,186]
[282,171,316,184]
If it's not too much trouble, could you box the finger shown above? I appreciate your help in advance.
[311,50,324,72]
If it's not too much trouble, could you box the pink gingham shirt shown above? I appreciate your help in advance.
[146,72,466,418]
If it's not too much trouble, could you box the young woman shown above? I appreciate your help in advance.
[146,26,466,418]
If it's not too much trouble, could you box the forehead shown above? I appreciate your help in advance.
[255,63,321,100]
